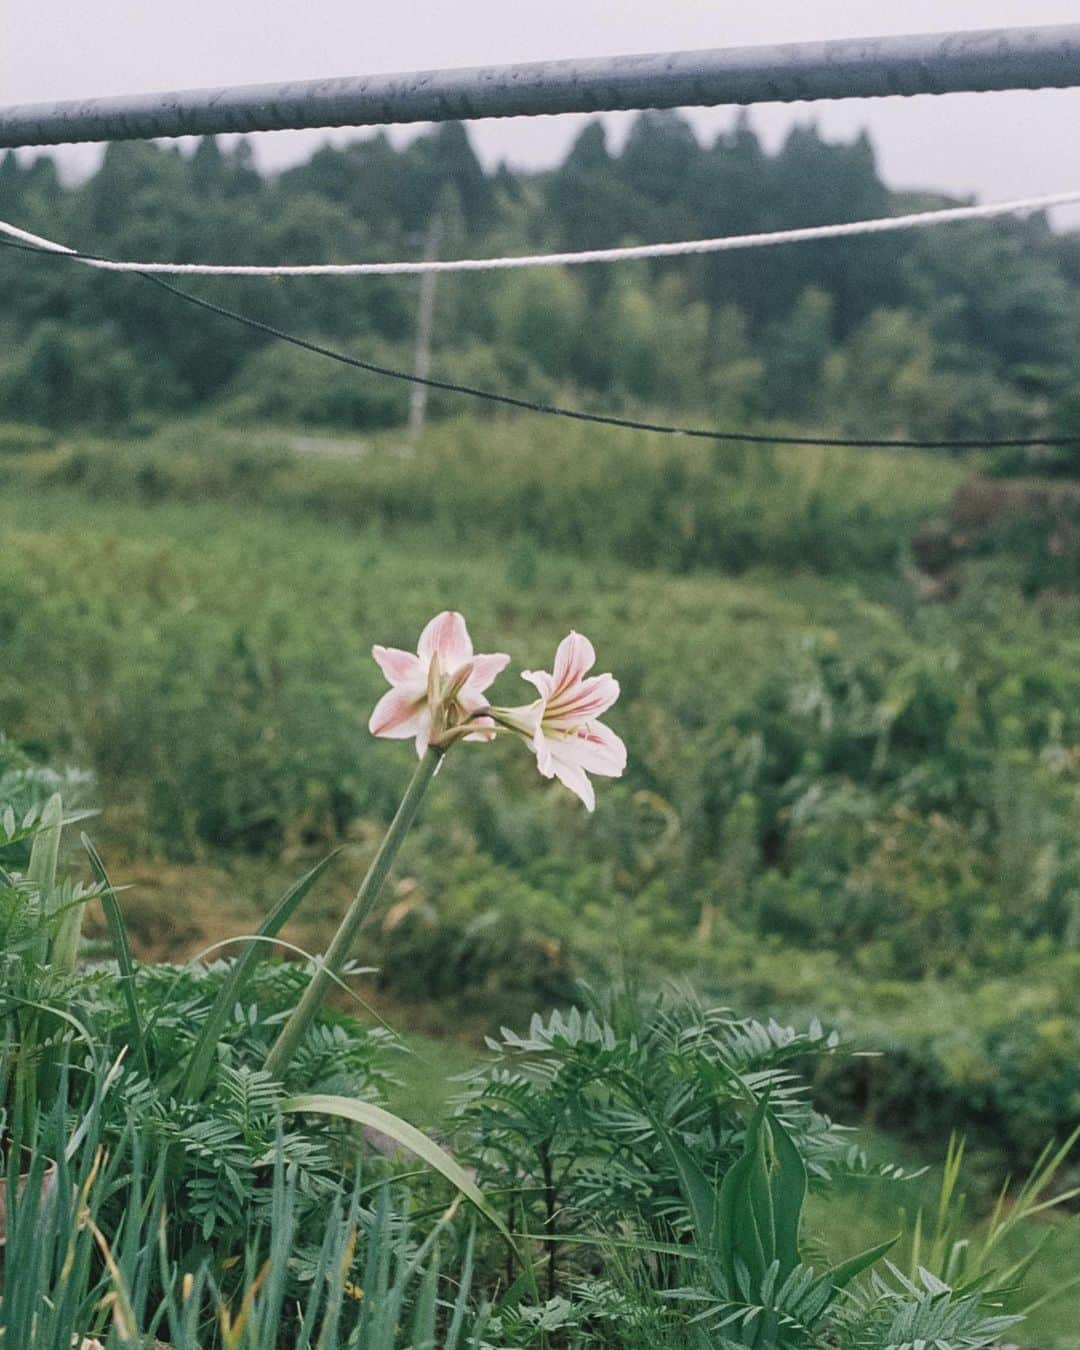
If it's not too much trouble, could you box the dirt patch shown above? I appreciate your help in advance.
[912,474,1080,594]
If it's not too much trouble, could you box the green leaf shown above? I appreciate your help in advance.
[743,1099,776,1280]
[181,848,341,1100]
[82,833,149,1077]
[822,1233,898,1290]
[280,1093,516,1252]
[27,792,62,895]
[766,1108,807,1280]
[716,1097,771,1290]
[28,792,63,964]
[49,893,87,977]
[660,1126,720,1252]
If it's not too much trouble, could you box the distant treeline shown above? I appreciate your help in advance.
[2,113,1080,448]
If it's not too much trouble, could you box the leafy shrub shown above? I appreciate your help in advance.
[455,994,853,1284]
[451,992,1071,1347]
[376,854,580,1019]
[693,629,1080,978]
[805,958,1080,1166]
[216,336,563,433]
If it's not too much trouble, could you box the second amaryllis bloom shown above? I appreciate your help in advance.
[369,611,510,755]
[494,631,627,812]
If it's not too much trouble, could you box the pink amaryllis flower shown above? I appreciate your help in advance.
[369,611,509,756]
[493,631,626,811]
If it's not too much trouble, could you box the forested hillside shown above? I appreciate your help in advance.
[2,112,1079,453]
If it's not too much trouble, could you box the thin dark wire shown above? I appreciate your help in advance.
[3,231,1078,451]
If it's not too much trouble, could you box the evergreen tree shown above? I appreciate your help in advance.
[0,151,21,211]
[19,154,62,211]
[762,123,899,332]
[619,110,703,207]
[546,120,639,300]
[396,122,493,236]
[225,138,262,197]
[692,112,773,322]
[190,136,228,197]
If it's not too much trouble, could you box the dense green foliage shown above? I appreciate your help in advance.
[1,420,1078,1182]
[2,797,1073,1347]
[3,115,1080,453]
[3,1031,1054,1349]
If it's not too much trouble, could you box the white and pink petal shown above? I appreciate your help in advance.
[462,714,498,743]
[417,611,473,669]
[372,645,424,687]
[466,651,511,693]
[546,749,597,812]
[545,672,620,726]
[531,728,556,779]
[563,720,626,777]
[368,687,427,740]
[521,667,555,700]
[551,631,596,692]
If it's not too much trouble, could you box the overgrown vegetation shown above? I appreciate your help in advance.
[2,800,1076,1345]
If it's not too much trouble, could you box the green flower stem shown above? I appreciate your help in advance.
[264,745,442,1081]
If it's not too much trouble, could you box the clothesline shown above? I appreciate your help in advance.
[1,188,1077,278]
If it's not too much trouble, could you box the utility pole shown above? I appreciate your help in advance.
[407,213,442,440]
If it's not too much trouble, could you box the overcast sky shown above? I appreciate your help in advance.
[5,1,1080,227]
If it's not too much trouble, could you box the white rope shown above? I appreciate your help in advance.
[3,188,1079,277]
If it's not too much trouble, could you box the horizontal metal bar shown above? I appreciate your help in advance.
[3,23,1080,149]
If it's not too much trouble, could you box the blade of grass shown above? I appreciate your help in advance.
[824,1234,899,1291]
[81,834,149,1078]
[27,793,62,894]
[181,848,341,1100]
[28,792,63,964]
[280,1093,517,1254]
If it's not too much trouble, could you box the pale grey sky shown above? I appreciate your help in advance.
[4,1,1080,226]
